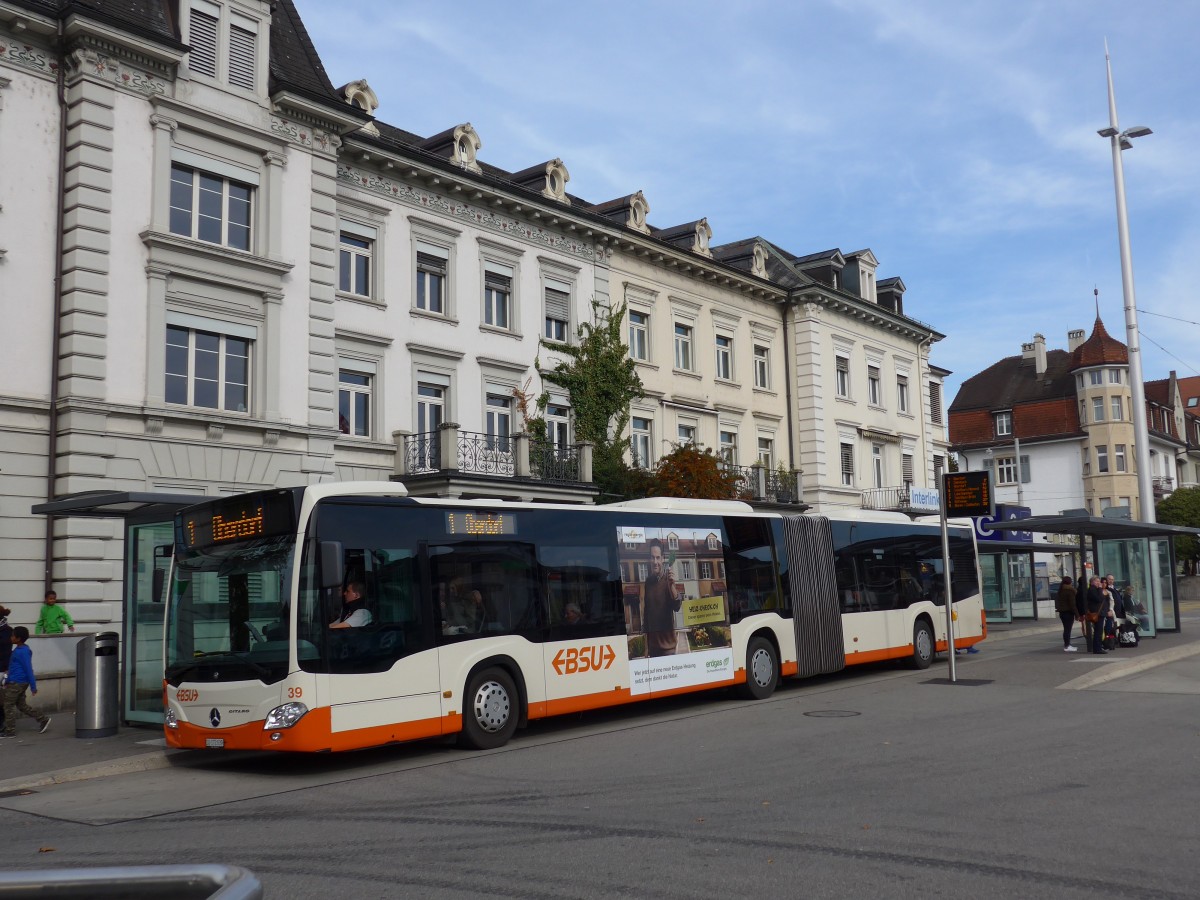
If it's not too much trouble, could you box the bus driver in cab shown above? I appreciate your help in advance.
[330,581,373,629]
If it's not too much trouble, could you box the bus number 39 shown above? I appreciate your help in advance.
[287,687,303,698]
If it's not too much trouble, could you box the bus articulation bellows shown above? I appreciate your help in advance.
[163,482,984,752]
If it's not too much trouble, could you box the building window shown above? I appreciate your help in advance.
[994,411,1012,436]
[1076,374,1084,390]
[629,311,649,361]
[338,231,373,298]
[757,437,774,469]
[840,442,854,486]
[484,270,512,329]
[631,417,652,468]
[1089,370,1103,386]
[1111,396,1124,421]
[929,382,943,424]
[902,452,914,485]
[338,370,371,437]
[414,251,447,314]
[226,18,257,90]
[544,286,570,342]
[169,164,252,251]
[1097,445,1110,474]
[187,1,258,91]
[868,366,881,406]
[165,324,250,412]
[700,561,713,579]
[715,335,733,380]
[187,5,219,77]
[667,534,680,551]
[719,430,737,464]
[1092,397,1105,422]
[545,402,570,451]
[872,444,884,488]
[485,393,512,451]
[1082,447,1091,476]
[414,380,446,469]
[897,375,910,413]
[996,456,1018,484]
[1109,369,1122,384]
[753,345,770,389]
[835,355,850,398]
[678,423,697,446]
[674,323,694,371]
[933,454,945,486]
[1115,444,1127,472]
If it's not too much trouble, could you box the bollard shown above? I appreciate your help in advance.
[75,632,120,738]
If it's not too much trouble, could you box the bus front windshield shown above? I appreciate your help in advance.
[165,537,294,686]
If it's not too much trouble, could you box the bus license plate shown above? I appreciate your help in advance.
[205,738,225,749]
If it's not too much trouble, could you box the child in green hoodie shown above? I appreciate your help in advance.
[35,590,75,634]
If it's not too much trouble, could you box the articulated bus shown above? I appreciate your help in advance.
[163,482,985,752]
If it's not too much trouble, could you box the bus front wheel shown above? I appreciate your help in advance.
[460,667,519,750]
[739,635,779,700]
[910,619,935,670]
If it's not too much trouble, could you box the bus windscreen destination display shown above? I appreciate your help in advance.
[445,511,517,536]
[942,471,994,518]
[179,492,295,551]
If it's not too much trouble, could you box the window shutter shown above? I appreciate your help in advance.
[929,382,943,423]
[544,287,569,320]
[902,453,914,484]
[840,443,854,475]
[228,24,257,90]
[188,9,219,77]
[1019,454,1031,484]
[417,252,446,273]
[485,270,511,292]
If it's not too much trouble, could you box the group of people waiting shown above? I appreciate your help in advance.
[1055,573,1140,654]
[0,590,73,738]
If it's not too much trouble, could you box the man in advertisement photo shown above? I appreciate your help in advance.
[644,539,684,657]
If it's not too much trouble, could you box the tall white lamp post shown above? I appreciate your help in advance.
[1098,44,1155,523]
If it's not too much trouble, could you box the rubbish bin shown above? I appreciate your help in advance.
[76,631,120,738]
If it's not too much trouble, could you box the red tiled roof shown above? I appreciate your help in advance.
[1070,316,1127,369]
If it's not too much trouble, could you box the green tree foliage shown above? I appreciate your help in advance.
[1156,486,1200,572]
[646,443,742,500]
[534,299,646,498]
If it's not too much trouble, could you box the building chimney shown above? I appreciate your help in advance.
[1033,333,1047,376]
[1067,328,1086,352]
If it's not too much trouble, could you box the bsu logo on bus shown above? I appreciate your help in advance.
[551,644,616,675]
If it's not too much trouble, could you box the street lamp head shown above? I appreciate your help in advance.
[1123,125,1153,139]
[1119,136,1133,151]
[1097,126,1119,138]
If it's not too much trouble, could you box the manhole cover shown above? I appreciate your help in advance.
[803,710,861,718]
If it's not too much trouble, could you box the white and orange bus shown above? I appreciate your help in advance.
[163,482,984,752]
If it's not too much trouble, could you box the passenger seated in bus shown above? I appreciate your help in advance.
[444,587,487,635]
[330,581,373,629]
[562,601,584,626]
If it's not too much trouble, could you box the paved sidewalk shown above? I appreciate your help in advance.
[0,613,1194,793]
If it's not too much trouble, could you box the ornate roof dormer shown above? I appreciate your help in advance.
[510,158,571,204]
[751,241,768,278]
[338,79,379,136]
[419,123,483,173]
[656,218,713,258]
[590,191,651,234]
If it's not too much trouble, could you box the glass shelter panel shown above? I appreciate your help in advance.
[125,521,175,724]
[981,552,1011,623]
[1008,552,1036,619]
[1097,538,1156,638]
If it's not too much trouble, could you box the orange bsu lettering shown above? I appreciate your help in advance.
[177,689,199,702]
[552,644,616,675]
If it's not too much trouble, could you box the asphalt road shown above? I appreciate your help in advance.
[1,620,1198,899]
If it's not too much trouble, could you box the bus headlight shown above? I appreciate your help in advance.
[164,708,179,730]
[264,702,308,731]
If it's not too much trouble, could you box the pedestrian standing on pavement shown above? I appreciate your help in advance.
[1055,577,1079,652]
[0,607,12,732]
[35,589,75,634]
[1,626,51,738]
[1085,576,1111,655]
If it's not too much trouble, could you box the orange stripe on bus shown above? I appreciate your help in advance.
[780,661,799,678]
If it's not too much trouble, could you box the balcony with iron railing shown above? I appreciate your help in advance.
[860,484,942,514]
[722,463,803,505]
[395,423,592,486]
[1152,475,1175,499]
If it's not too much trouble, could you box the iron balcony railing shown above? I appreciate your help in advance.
[400,428,590,484]
[724,464,801,503]
[530,440,582,483]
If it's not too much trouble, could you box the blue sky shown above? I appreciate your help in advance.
[294,0,1200,406]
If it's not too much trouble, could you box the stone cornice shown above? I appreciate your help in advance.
[792,288,942,342]
[64,15,181,75]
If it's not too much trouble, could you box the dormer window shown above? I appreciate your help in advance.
[186,1,261,94]
[628,191,650,234]
[994,411,1012,437]
[452,124,482,173]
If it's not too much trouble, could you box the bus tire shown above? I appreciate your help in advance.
[739,635,779,700]
[459,667,519,750]
[910,619,935,670]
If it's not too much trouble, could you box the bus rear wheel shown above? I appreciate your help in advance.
[738,635,779,700]
[910,619,935,670]
[459,667,519,750]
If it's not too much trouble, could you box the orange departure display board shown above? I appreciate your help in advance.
[942,471,994,518]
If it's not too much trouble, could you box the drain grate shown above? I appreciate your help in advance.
[803,710,861,718]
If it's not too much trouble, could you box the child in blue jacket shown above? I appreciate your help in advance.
[2,626,50,738]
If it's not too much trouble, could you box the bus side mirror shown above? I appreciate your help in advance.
[320,541,344,590]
